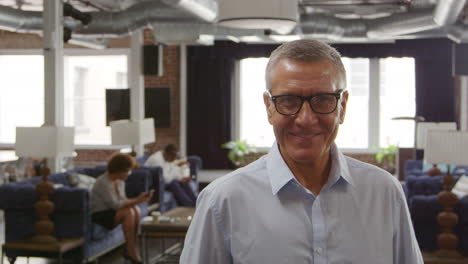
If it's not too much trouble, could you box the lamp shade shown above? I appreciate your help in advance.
[110,118,155,146]
[416,122,457,149]
[217,0,298,34]
[424,130,468,166]
[15,126,75,158]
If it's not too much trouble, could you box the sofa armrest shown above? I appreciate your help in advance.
[125,168,150,198]
[139,166,165,205]
[188,155,202,181]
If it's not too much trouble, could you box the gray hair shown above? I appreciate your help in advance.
[265,39,347,92]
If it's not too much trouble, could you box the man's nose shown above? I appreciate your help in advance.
[295,101,319,125]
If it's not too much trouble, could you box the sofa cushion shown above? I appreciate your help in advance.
[69,173,96,190]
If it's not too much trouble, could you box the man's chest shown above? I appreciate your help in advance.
[226,194,393,264]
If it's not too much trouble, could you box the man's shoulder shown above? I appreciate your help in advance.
[343,155,404,202]
[344,155,400,187]
[200,157,269,200]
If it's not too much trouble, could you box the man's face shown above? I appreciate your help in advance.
[163,150,177,162]
[263,58,348,165]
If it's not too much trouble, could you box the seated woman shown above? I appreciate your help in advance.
[90,153,152,264]
[144,144,196,207]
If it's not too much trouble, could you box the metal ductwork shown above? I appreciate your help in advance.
[433,0,466,26]
[162,0,217,22]
[0,0,215,39]
[367,0,467,38]
[0,0,467,45]
[300,14,367,40]
[366,9,438,38]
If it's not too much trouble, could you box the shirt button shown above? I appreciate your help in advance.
[315,247,323,255]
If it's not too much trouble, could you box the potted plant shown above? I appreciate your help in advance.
[222,140,256,167]
[375,145,397,174]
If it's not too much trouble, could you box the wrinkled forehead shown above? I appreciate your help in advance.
[269,58,341,91]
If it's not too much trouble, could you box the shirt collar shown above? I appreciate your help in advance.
[266,142,355,195]
[266,142,297,195]
[328,143,355,188]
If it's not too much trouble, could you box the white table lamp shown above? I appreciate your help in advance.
[14,126,75,244]
[110,118,156,156]
[416,122,457,149]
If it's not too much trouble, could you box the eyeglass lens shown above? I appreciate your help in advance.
[275,94,338,115]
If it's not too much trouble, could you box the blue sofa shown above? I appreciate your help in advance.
[404,160,468,254]
[136,155,202,213]
[0,167,150,264]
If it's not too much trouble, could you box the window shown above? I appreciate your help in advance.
[379,58,415,147]
[0,54,45,144]
[238,57,415,150]
[64,54,128,145]
[335,58,369,148]
[0,51,128,146]
[238,58,274,148]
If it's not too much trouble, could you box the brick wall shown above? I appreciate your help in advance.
[142,29,181,156]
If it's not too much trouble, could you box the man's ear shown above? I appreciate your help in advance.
[263,91,273,124]
[339,90,349,124]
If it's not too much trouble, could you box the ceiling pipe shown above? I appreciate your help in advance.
[367,0,467,38]
[433,0,467,26]
[162,0,218,22]
[300,14,367,40]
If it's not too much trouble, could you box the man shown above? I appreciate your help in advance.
[180,39,423,263]
[144,144,196,207]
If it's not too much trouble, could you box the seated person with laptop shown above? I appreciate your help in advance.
[145,144,196,207]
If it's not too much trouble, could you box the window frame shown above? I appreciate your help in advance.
[0,48,130,149]
[235,57,415,154]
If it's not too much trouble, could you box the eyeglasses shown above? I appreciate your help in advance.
[269,90,343,116]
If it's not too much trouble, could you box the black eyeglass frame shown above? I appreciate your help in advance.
[269,89,344,116]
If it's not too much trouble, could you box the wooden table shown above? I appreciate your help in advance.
[422,251,468,264]
[139,207,195,264]
[1,237,84,264]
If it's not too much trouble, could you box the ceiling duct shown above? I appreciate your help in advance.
[0,5,44,33]
[367,0,467,38]
[162,0,218,22]
[433,0,466,26]
[217,0,298,34]
[300,14,367,40]
[367,9,438,38]
[151,22,266,44]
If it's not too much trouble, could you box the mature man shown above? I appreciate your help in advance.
[144,144,196,207]
[180,39,423,263]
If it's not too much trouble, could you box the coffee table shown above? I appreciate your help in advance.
[140,207,195,264]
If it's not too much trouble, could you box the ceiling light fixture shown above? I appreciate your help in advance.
[217,0,298,35]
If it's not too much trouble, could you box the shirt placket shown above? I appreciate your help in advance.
[311,197,327,264]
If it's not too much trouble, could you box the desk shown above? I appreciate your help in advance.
[140,207,194,264]
[1,237,83,264]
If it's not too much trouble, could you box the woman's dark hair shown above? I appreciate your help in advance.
[107,153,135,173]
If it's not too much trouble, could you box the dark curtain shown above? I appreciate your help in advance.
[187,39,456,169]
[186,45,235,169]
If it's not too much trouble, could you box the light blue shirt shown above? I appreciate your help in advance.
[180,143,423,264]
